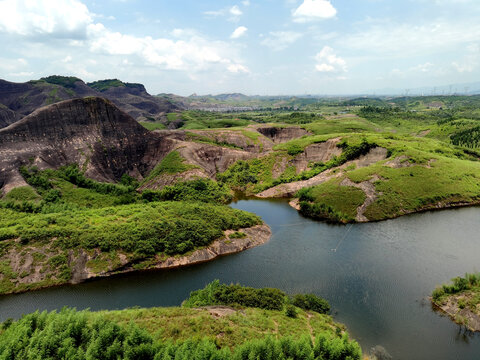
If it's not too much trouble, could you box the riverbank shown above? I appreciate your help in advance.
[83,224,271,280]
[0,222,271,296]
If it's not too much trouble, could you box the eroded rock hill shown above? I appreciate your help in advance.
[0,77,181,128]
[0,97,176,194]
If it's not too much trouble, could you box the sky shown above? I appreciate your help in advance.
[0,0,479,96]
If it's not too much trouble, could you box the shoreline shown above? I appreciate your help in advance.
[287,197,480,224]
[431,296,480,332]
[0,224,272,296]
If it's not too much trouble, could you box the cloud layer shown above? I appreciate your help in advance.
[292,0,337,23]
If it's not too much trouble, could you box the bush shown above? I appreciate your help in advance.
[285,304,298,318]
[287,144,304,156]
[142,178,232,204]
[432,287,445,302]
[183,281,286,310]
[292,294,330,314]
[299,201,349,223]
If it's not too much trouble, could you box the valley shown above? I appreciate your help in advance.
[2,75,480,359]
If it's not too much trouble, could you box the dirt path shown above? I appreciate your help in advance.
[340,176,381,222]
[306,313,315,342]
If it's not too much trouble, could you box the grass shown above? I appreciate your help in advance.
[297,179,366,222]
[95,306,340,349]
[87,79,125,92]
[142,151,197,184]
[139,121,166,131]
[3,186,40,202]
[0,293,361,359]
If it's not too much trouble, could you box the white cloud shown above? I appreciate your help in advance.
[260,31,303,51]
[231,26,247,39]
[204,5,243,21]
[314,46,346,72]
[230,5,242,16]
[343,20,480,58]
[227,64,249,73]
[241,0,250,6]
[87,25,247,73]
[0,0,92,38]
[0,2,249,80]
[292,0,337,23]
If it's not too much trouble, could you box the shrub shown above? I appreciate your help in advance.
[292,294,330,314]
[229,231,246,239]
[183,281,286,310]
[142,178,232,204]
[432,287,445,302]
[285,304,298,318]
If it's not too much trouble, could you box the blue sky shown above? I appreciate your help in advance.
[0,0,479,95]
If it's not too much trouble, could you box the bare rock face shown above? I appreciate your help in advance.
[0,97,175,194]
[0,78,182,128]
[87,81,181,122]
[256,126,311,143]
[0,106,19,128]
[292,138,342,172]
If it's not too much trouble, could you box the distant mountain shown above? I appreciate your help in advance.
[0,76,182,128]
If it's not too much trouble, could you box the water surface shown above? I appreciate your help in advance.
[1,199,479,359]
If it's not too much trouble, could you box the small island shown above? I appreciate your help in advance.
[431,273,480,331]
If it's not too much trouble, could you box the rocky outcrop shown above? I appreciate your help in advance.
[93,82,181,121]
[0,77,181,128]
[0,97,176,194]
[292,138,342,172]
[256,126,311,143]
[0,105,19,128]
[187,129,273,153]
[257,147,388,198]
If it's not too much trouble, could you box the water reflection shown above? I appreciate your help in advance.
[1,199,480,359]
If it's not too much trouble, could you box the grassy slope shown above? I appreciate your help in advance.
[95,306,342,349]
[296,132,480,222]
[0,303,362,359]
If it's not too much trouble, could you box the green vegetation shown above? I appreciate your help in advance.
[139,121,167,131]
[297,181,366,223]
[432,273,480,302]
[183,280,287,311]
[169,111,253,130]
[431,273,480,330]
[141,178,233,204]
[183,281,331,315]
[0,162,263,294]
[39,75,82,89]
[0,201,259,256]
[87,79,125,92]
[0,202,259,294]
[0,301,361,360]
[229,231,246,239]
[142,151,197,184]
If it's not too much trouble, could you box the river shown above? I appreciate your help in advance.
[1,199,479,359]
